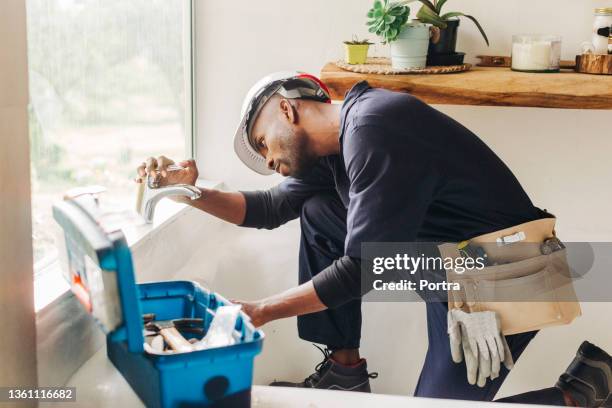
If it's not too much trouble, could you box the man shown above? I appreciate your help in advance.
[137,72,612,405]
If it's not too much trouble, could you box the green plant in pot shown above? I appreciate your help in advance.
[367,0,430,70]
[344,36,373,65]
[414,0,489,65]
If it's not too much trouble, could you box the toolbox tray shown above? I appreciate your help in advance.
[109,281,263,408]
[53,194,264,408]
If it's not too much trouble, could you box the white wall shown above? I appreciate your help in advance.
[192,0,612,398]
[0,0,38,402]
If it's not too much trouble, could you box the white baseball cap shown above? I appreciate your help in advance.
[233,71,331,175]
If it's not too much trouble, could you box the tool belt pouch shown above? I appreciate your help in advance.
[439,218,581,335]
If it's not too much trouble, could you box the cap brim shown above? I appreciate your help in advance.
[233,115,275,176]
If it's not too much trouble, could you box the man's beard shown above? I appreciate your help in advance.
[280,129,318,178]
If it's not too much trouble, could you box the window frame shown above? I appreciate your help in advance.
[29,0,196,385]
[34,0,197,387]
[187,0,197,160]
[33,0,197,314]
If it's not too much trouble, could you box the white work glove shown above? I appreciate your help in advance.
[447,309,514,387]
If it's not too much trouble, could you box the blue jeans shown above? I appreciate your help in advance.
[296,192,566,405]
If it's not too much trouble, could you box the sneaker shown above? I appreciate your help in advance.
[270,345,378,392]
[556,341,612,407]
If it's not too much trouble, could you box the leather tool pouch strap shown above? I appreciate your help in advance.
[439,218,582,335]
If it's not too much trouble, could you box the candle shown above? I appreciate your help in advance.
[512,35,561,72]
[593,8,612,55]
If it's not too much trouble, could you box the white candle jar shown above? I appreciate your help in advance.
[511,35,562,73]
[593,8,612,54]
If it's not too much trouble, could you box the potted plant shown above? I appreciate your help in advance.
[344,36,374,65]
[367,0,430,70]
[414,0,489,65]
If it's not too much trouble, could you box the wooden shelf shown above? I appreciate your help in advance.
[320,63,612,109]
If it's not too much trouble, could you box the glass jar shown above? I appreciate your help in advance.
[593,8,612,54]
[511,35,562,73]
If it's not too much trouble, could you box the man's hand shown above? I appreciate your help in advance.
[135,156,199,187]
[232,281,327,328]
[232,300,268,328]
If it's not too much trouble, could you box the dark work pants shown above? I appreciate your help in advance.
[296,193,566,405]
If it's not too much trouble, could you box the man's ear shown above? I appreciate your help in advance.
[279,98,297,125]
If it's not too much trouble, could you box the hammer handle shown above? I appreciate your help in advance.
[160,327,193,352]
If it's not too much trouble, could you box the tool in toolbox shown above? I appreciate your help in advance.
[143,313,205,335]
[143,314,205,352]
[53,191,264,408]
[145,319,197,353]
[146,335,166,353]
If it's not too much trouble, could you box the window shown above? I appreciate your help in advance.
[26,0,194,310]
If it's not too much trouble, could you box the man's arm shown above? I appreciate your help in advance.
[139,155,336,229]
[176,189,247,225]
[178,184,311,229]
[235,281,326,327]
[235,256,361,327]
[137,156,249,225]
[238,160,337,229]
[180,170,336,229]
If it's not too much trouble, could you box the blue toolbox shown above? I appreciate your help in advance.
[53,193,264,408]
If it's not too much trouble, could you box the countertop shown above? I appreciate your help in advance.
[39,346,547,408]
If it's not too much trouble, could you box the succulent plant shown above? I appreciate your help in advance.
[343,36,374,45]
[366,0,411,44]
[367,0,489,46]
[414,0,489,46]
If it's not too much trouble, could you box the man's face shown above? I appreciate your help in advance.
[250,97,318,177]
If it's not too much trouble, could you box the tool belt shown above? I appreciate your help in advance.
[438,217,582,335]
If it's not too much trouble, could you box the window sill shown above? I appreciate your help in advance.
[34,261,69,312]
[34,179,222,313]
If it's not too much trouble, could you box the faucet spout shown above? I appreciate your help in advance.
[140,184,201,223]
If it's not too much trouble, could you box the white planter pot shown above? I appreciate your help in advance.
[390,24,430,69]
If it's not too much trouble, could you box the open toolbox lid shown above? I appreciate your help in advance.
[53,191,145,353]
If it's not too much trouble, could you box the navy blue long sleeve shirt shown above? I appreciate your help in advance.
[240,81,543,308]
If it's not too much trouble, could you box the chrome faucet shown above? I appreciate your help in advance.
[139,178,201,223]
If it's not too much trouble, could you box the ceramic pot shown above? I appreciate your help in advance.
[429,19,460,55]
[390,24,430,69]
[344,43,370,65]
